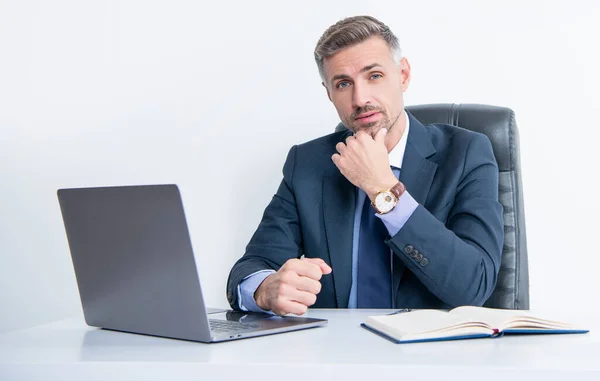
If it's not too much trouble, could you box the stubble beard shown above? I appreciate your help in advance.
[349,110,401,139]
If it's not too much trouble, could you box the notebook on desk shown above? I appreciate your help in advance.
[361,306,589,344]
[57,184,327,343]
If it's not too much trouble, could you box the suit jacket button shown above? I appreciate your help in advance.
[415,253,423,261]
[410,249,419,259]
[404,245,414,254]
[420,258,429,267]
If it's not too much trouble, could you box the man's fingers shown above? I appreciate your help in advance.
[374,127,388,144]
[290,289,318,307]
[295,275,322,295]
[302,257,332,274]
[277,300,308,316]
[354,130,370,141]
[345,135,358,147]
[319,262,332,274]
[331,153,341,167]
[293,261,323,280]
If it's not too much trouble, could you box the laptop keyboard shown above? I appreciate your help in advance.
[209,319,261,333]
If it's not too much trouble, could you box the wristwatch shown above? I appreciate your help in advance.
[372,181,406,214]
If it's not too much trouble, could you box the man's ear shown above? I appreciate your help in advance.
[322,82,332,102]
[399,57,411,93]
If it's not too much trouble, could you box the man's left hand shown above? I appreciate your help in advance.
[331,128,399,201]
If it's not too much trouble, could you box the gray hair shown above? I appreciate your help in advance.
[314,16,402,82]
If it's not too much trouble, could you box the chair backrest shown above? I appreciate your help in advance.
[335,103,530,309]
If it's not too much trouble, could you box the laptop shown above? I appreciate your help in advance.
[57,184,327,343]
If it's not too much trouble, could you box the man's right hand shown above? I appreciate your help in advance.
[254,257,332,316]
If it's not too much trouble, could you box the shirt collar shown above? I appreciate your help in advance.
[388,111,409,169]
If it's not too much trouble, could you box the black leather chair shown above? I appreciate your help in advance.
[335,103,530,309]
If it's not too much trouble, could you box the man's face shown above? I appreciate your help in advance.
[322,36,411,137]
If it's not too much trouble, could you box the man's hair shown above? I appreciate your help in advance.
[314,15,402,82]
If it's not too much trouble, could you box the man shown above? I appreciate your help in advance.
[226,15,504,316]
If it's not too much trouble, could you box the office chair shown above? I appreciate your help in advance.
[335,103,530,309]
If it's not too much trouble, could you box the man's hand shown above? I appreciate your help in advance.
[332,128,398,201]
[254,258,332,316]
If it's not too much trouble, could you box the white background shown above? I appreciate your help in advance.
[1,0,598,334]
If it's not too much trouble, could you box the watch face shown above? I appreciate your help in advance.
[374,191,396,214]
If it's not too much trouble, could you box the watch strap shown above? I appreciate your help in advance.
[390,181,406,200]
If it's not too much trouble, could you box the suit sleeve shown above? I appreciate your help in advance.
[226,145,303,310]
[386,134,504,307]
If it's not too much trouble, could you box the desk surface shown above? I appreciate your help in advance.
[1,309,598,381]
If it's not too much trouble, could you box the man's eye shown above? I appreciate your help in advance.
[336,81,351,89]
[370,73,383,80]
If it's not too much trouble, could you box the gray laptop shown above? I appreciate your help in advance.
[57,184,327,343]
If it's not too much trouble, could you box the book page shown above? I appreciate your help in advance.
[449,306,530,329]
[366,309,493,341]
[449,306,576,330]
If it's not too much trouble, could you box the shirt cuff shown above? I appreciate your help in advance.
[237,270,276,313]
[376,190,419,236]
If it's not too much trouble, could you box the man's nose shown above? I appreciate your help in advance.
[352,82,371,109]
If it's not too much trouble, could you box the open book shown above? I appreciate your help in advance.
[361,306,589,344]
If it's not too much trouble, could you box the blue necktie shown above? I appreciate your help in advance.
[357,192,392,308]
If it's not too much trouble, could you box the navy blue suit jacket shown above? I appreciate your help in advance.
[227,112,504,309]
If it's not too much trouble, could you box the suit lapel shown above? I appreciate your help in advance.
[399,113,438,205]
[323,130,355,308]
[393,112,438,302]
[323,172,355,308]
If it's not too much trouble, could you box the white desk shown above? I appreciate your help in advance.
[1,309,598,381]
